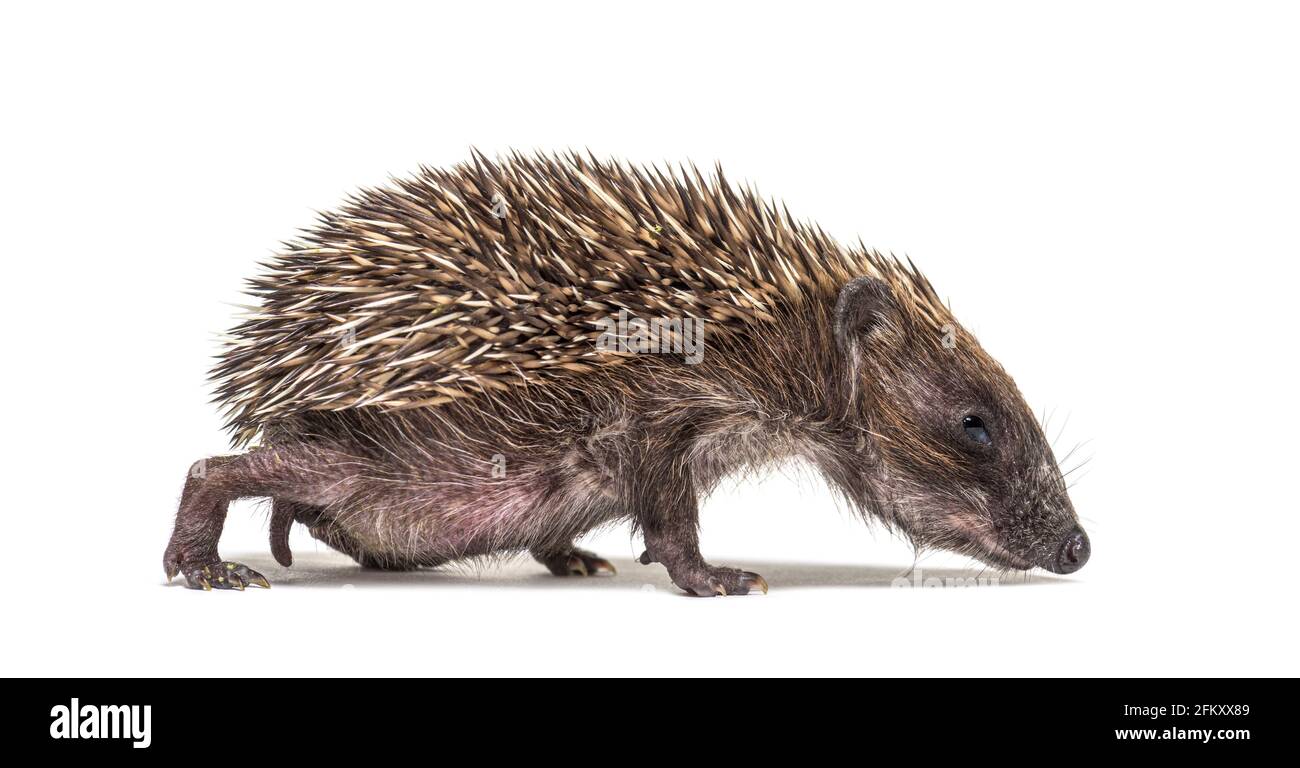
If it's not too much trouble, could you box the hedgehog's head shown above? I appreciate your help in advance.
[834,274,1088,575]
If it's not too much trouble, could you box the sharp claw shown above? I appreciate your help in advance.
[749,574,769,595]
[181,562,270,591]
[589,558,617,576]
[566,555,589,576]
[712,582,727,597]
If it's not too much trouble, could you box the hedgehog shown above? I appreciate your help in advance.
[163,150,1090,595]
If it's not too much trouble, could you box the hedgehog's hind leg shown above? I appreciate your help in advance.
[268,498,326,567]
[163,447,354,590]
[531,545,617,577]
[269,496,428,570]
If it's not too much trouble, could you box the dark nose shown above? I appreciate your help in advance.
[1051,528,1090,574]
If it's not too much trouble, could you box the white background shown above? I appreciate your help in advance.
[2,1,1296,677]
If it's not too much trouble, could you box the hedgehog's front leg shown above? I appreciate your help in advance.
[531,545,617,577]
[633,454,768,597]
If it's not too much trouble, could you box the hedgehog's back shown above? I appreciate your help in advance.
[212,152,887,446]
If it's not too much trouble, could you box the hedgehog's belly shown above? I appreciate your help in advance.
[309,466,620,567]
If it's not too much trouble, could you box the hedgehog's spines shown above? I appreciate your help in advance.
[212,152,953,446]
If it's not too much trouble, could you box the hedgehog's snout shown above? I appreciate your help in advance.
[1044,526,1090,574]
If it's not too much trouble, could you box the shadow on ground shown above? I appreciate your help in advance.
[165,551,1064,592]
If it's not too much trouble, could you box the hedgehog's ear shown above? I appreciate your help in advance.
[834,277,896,354]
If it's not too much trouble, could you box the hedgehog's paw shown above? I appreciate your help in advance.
[174,561,270,591]
[533,547,617,577]
[637,550,764,597]
[647,557,767,597]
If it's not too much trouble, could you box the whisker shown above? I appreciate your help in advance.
[1062,455,1093,478]
[1052,411,1072,450]
[1041,405,1058,433]
[1057,438,1092,469]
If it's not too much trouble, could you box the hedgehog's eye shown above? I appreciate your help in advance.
[962,415,991,445]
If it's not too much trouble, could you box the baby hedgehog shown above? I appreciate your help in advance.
[164,151,1089,596]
